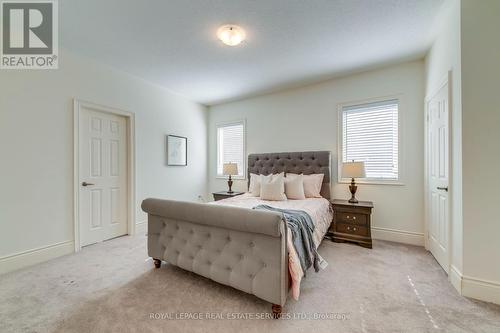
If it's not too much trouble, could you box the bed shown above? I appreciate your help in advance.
[210,193,332,300]
[141,151,331,316]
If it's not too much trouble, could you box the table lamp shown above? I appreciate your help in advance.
[223,162,238,193]
[342,161,366,203]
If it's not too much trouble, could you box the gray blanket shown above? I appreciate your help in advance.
[253,205,320,275]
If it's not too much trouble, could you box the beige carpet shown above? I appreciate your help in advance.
[1,232,499,333]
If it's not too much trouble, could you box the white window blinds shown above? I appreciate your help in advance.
[341,99,399,180]
[217,122,245,177]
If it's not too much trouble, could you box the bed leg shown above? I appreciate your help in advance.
[271,304,282,319]
[153,258,161,268]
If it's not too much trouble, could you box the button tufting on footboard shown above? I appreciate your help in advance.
[146,208,289,308]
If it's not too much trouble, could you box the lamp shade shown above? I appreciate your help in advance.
[342,161,366,178]
[223,162,238,176]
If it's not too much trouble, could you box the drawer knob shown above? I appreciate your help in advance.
[353,216,356,220]
[353,227,357,231]
[346,215,350,219]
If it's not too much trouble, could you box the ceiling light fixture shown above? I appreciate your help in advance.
[217,25,246,46]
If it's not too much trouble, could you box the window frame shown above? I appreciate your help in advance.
[337,96,405,186]
[216,119,247,180]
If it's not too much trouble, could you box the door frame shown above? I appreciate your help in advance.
[424,71,452,273]
[73,99,136,252]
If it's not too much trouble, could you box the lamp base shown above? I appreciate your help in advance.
[348,197,359,204]
[227,175,233,193]
[348,178,359,203]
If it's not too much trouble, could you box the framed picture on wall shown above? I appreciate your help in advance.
[166,135,187,166]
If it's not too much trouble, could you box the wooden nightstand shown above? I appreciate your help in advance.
[329,199,374,249]
[212,191,244,201]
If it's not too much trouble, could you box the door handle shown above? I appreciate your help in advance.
[82,182,95,187]
[436,186,448,192]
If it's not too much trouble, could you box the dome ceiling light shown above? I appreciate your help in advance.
[217,25,246,46]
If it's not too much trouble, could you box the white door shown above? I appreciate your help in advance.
[427,82,450,272]
[79,107,128,246]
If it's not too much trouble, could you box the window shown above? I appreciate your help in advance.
[217,121,245,178]
[340,99,399,182]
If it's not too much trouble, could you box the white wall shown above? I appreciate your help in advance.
[460,0,500,303]
[425,0,500,304]
[424,0,463,277]
[208,60,426,245]
[0,49,207,273]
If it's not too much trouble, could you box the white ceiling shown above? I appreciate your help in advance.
[60,0,444,105]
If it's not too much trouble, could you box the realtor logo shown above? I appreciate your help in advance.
[1,0,58,69]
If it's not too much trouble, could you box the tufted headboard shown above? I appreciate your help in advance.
[247,151,331,199]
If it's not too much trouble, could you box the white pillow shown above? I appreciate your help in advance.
[248,173,280,196]
[260,173,287,201]
[301,174,324,198]
[284,174,306,200]
[249,173,269,196]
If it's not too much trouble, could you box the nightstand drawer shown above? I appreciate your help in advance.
[336,223,368,237]
[336,212,367,226]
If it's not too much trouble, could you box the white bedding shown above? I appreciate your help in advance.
[210,193,333,300]
[210,193,332,247]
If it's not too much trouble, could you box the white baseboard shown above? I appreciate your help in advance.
[1,220,144,275]
[136,220,147,235]
[0,240,74,275]
[371,226,424,246]
[449,265,463,294]
[462,275,500,305]
[440,265,500,306]
[450,265,500,305]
